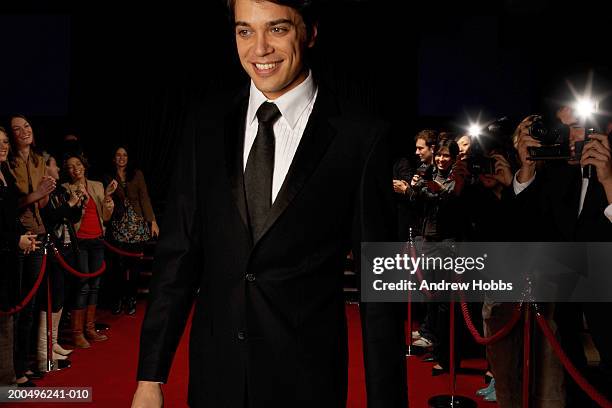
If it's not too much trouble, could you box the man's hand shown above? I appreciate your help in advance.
[410,174,421,187]
[491,154,513,187]
[513,115,541,182]
[393,179,409,194]
[580,133,612,191]
[131,381,163,408]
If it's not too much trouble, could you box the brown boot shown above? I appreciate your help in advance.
[85,305,108,342]
[71,309,90,348]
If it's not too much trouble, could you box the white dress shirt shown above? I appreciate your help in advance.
[243,71,318,203]
[513,170,612,222]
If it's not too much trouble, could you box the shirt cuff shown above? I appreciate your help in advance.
[513,171,536,195]
[604,204,612,223]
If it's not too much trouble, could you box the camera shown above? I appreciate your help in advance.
[415,163,434,181]
[465,117,511,175]
[527,116,571,160]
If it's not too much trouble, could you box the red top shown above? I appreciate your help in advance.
[77,197,103,239]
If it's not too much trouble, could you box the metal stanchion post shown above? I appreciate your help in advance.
[428,297,477,408]
[406,229,426,357]
[522,303,532,408]
[45,243,54,373]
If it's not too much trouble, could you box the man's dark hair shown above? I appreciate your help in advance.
[226,0,318,39]
[414,129,438,147]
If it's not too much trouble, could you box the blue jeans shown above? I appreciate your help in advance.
[68,238,105,310]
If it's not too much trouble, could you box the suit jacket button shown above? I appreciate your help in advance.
[245,274,255,282]
[237,330,247,341]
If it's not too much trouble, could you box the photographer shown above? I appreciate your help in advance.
[393,129,438,241]
[463,146,520,405]
[513,99,612,406]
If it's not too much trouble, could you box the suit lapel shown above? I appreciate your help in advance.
[225,91,249,230]
[254,88,338,245]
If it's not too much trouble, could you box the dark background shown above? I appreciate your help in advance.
[2,0,611,217]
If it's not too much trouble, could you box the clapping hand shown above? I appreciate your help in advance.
[105,179,119,197]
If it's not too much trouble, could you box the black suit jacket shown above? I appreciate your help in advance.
[514,162,612,300]
[137,86,407,407]
[516,161,612,242]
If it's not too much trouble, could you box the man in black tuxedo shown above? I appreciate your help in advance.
[131,0,407,407]
[513,105,612,406]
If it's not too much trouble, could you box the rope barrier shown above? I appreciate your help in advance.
[0,254,48,316]
[460,301,523,345]
[534,308,612,408]
[102,240,144,258]
[54,248,107,278]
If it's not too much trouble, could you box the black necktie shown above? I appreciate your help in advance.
[244,102,281,241]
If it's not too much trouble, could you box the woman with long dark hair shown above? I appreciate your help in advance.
[409,137,470,376]
[0,126,38,386]
[8,115,55,385]
[105,146,158,315]
[63,153,116,348]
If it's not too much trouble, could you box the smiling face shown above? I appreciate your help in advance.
[435,147,454,172]
[457,135,471,159]
[114,147,128,169]
[415,138,434,164]
[10,116,34,149]
[233,0,316,100]
[0,131,9,162]
[66,157,86,183]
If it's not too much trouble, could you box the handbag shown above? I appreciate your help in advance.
[110,198,151,244]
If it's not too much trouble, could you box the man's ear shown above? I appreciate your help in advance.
[307,23,318,48]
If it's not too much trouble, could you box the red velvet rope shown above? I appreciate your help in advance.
[460,301,523,345]
[535,310,612,408]
[54,248,107,278]
[0,254,48,316]
[102,240,144,258]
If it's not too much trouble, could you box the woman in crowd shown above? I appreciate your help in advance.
[35,152,84,371]
[0,127,38,386]
[8,115,55,386]
[63,153,116,348]
[104,146,158,315]
[409,137,470,375]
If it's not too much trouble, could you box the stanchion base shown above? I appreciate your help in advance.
[45,359,72,372]
[405,344,427,357]
[428,395,477,408]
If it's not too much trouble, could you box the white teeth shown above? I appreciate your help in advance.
[255,63,277,70]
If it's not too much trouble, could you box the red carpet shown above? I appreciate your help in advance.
[8,303,495,407]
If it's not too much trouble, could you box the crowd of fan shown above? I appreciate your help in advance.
[0,115,158,388]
